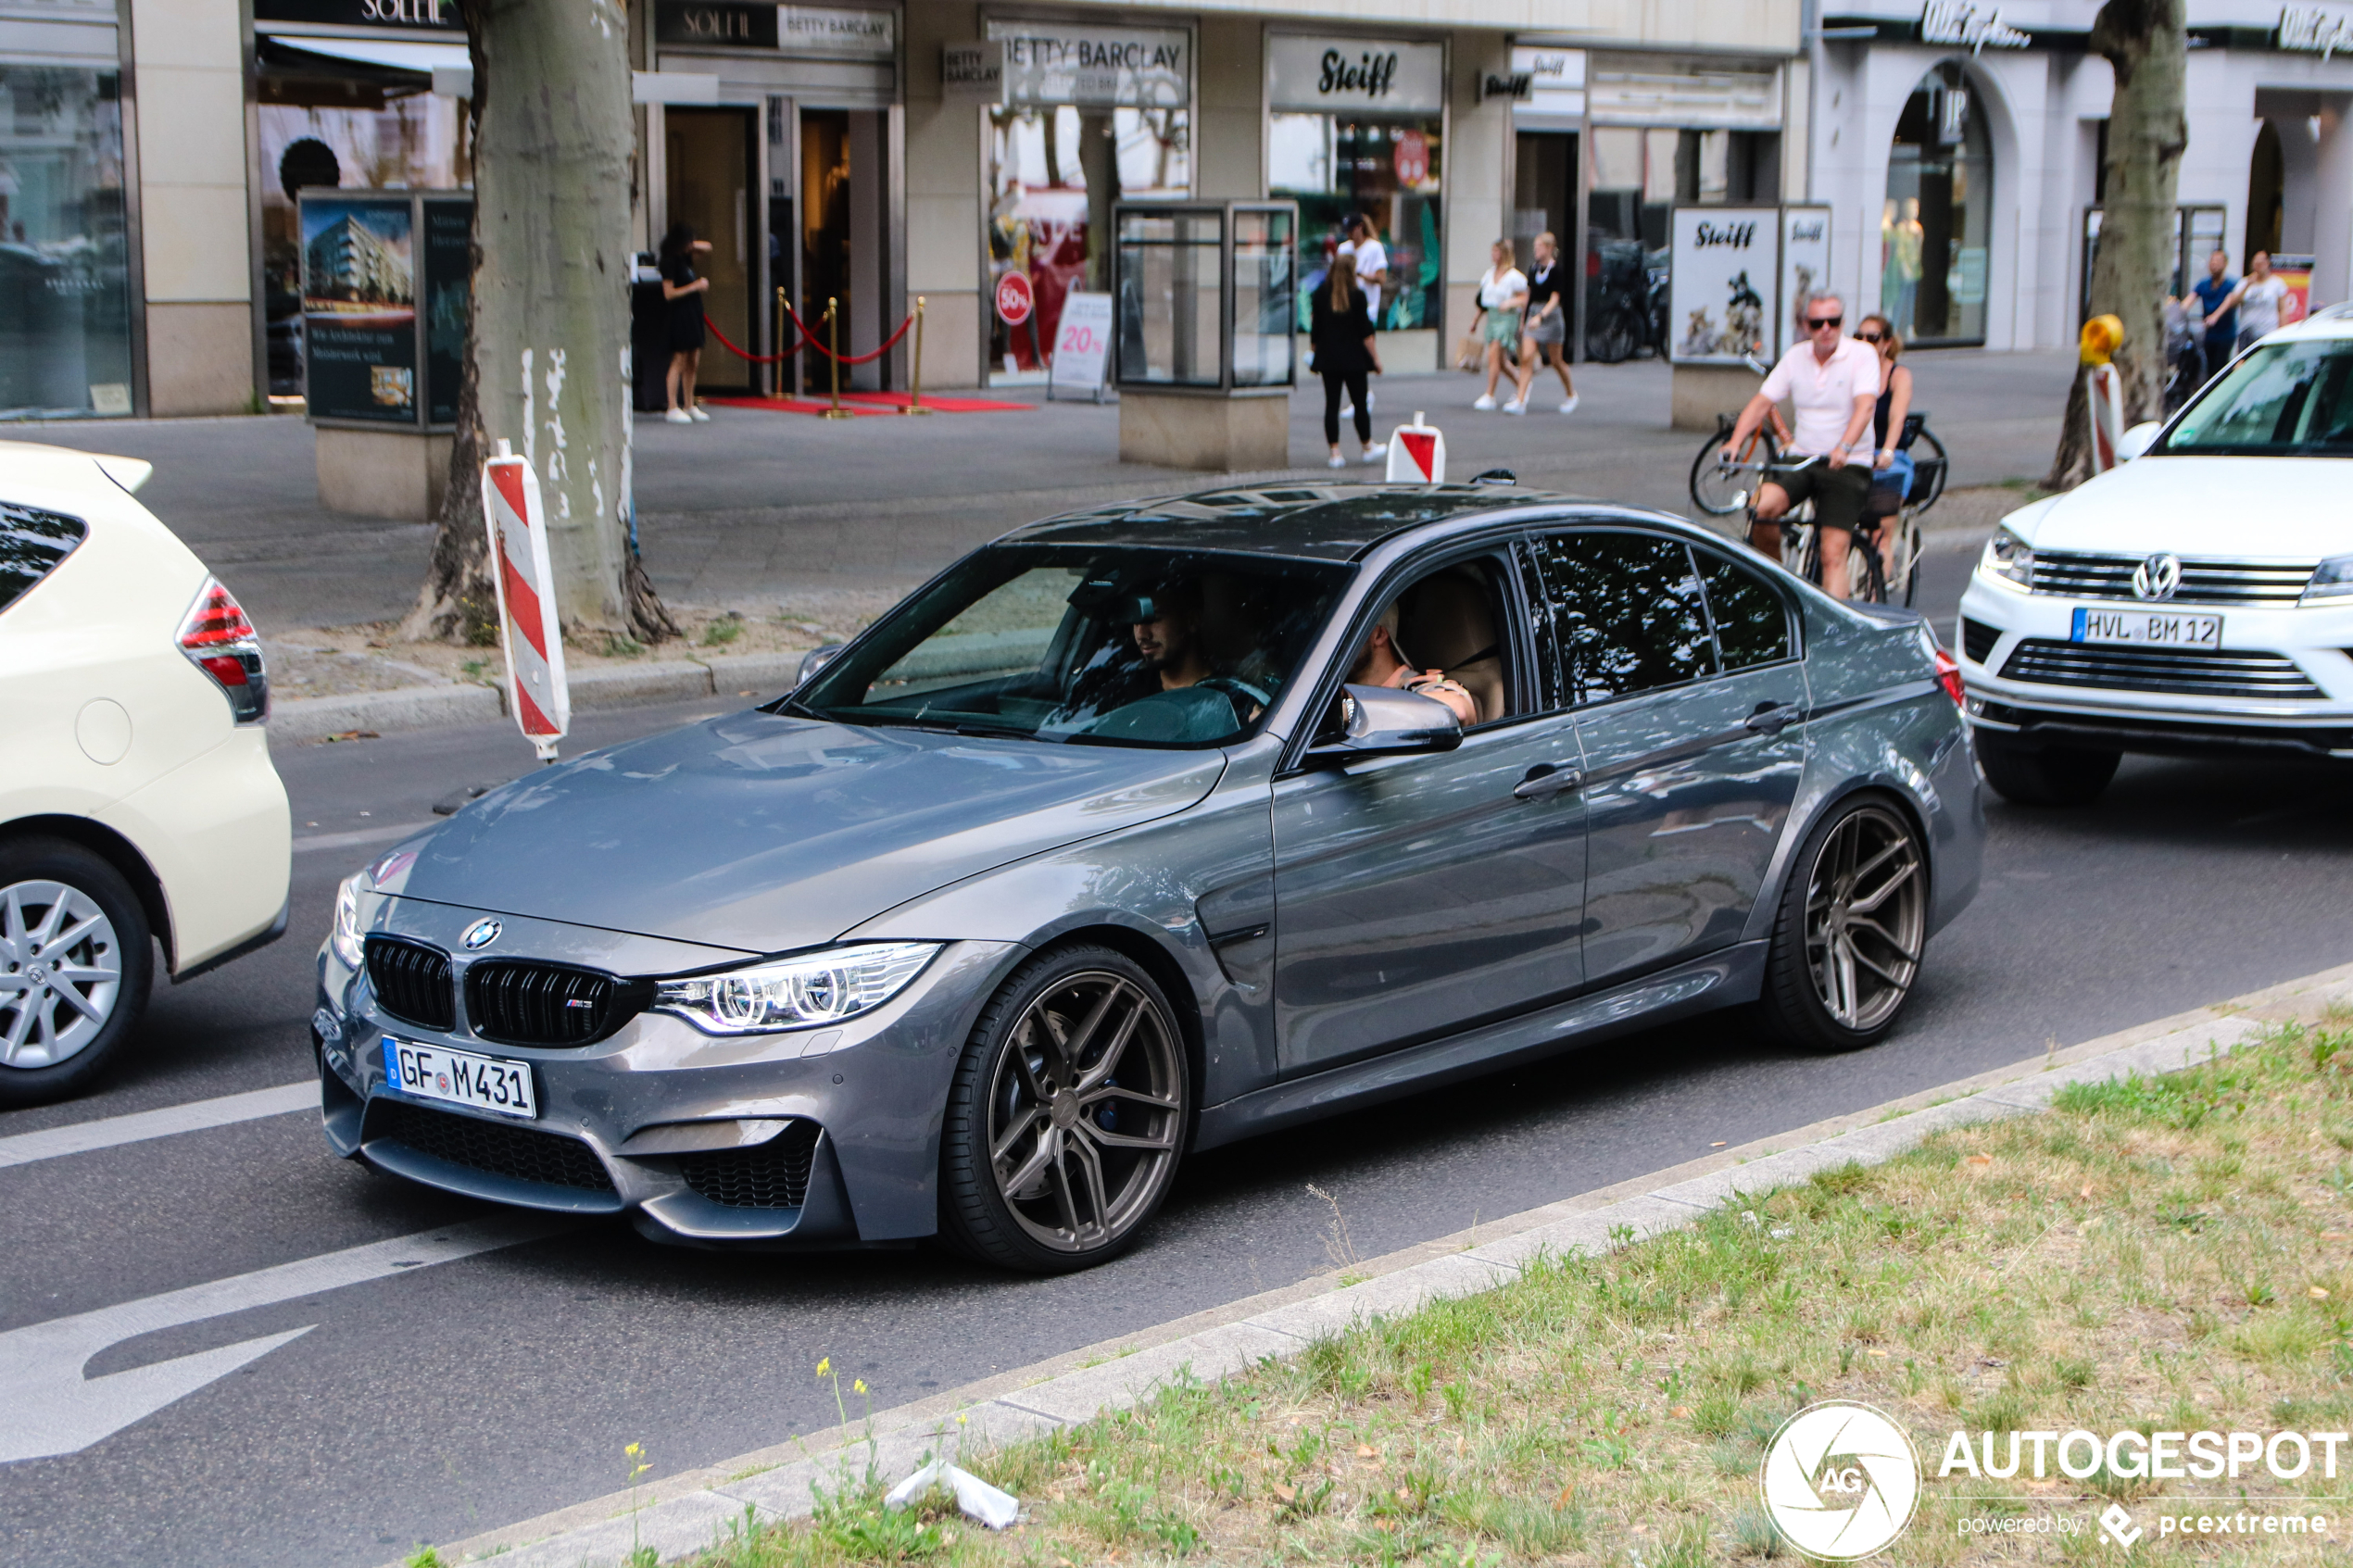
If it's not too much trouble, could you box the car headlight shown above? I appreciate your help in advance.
[331,872,367,970]
[1982,527,2033,588]
[654,942,938,1035]
[2304,554,2353,604]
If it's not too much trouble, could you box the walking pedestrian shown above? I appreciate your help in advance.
[2216,249,2287,351]
[659,221,713,424]
[1471,239,1527,413]
[1334,215,1389,420]
[1312,259,1385,468]
[2186,248,2238,382]
[1512,232,1578,415]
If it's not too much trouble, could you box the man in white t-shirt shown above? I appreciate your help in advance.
[1719,294,1881,598]
[2219,249,2290,350]
[1346,215,1389,322]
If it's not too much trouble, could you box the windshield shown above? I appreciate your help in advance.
[2158,339,2353,457]
[787,545,1352,747]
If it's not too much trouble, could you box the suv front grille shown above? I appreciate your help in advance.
[466,960,646,1047]
[676,1122,823,1209]
[1999,639,2324,700]
[368,1098,615,1192]
[366,937,454,1031]
[2030,551,2315,606]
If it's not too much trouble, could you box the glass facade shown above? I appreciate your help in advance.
[0,66,132,419]
[1269,114,1441,335]
[1883,64,1991,345]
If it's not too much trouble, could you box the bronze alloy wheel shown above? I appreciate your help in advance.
[1801,803,1926,1034]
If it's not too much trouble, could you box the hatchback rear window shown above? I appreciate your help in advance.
[0,501,87,615]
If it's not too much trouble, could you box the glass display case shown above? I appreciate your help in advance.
[1113,201,1297,395]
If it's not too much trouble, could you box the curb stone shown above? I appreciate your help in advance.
[270,651,807,742]
[407,960,2353,1568]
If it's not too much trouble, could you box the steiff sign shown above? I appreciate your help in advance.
[1668,207,1778,365]
[1266,35,1443,115]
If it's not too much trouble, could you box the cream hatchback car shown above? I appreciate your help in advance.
[0,442,291,1105]
[1957,312,2353,803]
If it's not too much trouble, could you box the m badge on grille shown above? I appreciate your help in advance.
[2132,552,2182,601]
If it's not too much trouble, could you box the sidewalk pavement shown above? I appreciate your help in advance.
[16,348,2073,636]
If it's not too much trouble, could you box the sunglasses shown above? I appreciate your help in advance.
[1806,314,1843,330]
[1856,330,1886,343]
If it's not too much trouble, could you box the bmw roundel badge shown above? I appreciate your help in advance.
[461,918,503,950]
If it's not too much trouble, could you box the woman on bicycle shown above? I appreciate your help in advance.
[1856,314,1913,574]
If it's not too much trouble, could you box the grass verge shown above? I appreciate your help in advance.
[669,1023,2353,1565]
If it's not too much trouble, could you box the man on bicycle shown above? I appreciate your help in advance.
[1720,295,1880,599]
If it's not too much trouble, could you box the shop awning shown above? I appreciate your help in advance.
[260,35,470,76]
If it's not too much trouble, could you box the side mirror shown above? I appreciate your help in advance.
[1306,683,1463,760]
[2117,420,2161,462]
[795,643,847,687]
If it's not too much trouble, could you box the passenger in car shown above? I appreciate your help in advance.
[1347,602,1479,727]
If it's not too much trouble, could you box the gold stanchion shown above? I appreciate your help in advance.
[900,295,931,415]
[821,297,852,420]
[774,285,787,398]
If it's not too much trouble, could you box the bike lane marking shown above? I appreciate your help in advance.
[0,1082,317,1170]
[0,1213,571,1464]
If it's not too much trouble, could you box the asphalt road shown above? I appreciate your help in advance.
[7,546,2352,1568]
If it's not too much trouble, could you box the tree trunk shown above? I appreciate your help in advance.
[2045,0,2187,490]
[401,0,671,644]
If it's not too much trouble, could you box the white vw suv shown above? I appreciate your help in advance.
[1957,311,2353,804]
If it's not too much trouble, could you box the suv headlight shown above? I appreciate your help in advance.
[1982,527,2033,588]
[331,872,367,970]
[655,942,938,1034]
[2304,554,2353,604]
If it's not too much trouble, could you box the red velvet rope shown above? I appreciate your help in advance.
[700,313,808,364]
[703,304,916,367]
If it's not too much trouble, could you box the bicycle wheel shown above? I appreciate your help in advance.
[1908,428,1948,512]
[1690,427,1777,517]
[1786,521,1818,582]
[1843,531,1889,603]
[1886,508,1925,607]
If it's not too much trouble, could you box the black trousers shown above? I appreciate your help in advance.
[1322,366,1370,445]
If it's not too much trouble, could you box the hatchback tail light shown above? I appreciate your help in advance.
[1933,646,1965,706]
[177,577,269,723]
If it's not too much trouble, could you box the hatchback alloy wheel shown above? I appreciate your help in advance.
[1,878,125,1068]
[940,947,1188,1271]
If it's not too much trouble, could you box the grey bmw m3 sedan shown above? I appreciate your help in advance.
[315,484,1982,1273]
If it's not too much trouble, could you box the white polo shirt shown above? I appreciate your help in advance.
[1759,335,1881,457]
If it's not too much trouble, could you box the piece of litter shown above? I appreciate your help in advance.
[885,1458,1018,1529]
[1769,1226,1793,1238]
[2313,1286,2333,1299]
[1866,1348,1889,1358]
[1710,1141,1727,1148]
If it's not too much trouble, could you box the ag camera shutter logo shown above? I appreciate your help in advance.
[1759,1400,1921,1560]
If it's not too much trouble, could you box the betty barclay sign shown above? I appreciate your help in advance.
[1668,207,1778,365]
[1266,35,1444,116]
[988,20,1189,107]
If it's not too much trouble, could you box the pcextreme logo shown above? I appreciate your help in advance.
[1759,1401,1922,1560]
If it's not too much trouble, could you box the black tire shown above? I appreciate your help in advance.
[1759,796,1929,1052]
[1843,531,1889,603]
[1588,307,1639,365]
[0,835,153,1107]
[1975,732,2120,807]
[937,944,1189,1273]
[1690,426,1777,517]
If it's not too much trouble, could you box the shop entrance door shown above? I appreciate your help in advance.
[1514,131,1578,352]
[799,107,891,393]
[666,107,756,392]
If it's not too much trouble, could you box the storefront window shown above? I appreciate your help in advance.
[0,67,132,419]
[1884,64,1991,345]
[1585,124,1777,363]
[1269,115,1441,335]
[985,21,1190,383]
[258,86,471,397]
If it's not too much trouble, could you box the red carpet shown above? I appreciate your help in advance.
[698,392,1033,416]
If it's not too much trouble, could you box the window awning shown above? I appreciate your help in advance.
[261,35,470,74]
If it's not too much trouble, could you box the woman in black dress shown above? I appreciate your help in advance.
[658,222,712,423]
[1310,262,1384,468]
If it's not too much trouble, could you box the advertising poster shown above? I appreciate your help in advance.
[421,195,472,427]
[1668,207,1777,364]
[2271,252,2314,331]
[1778,206,1832,358]
[301,194,417,423]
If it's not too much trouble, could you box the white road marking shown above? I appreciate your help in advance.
[0,1083,318,1170]
[0,1214,571,1463]
[294,821,435,854]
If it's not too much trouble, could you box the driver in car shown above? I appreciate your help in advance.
[1349,603,1478,727]
[1130,579,1269,725]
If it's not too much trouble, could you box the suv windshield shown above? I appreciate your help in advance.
[787,545,1352,747]
[2159,338,2353,456]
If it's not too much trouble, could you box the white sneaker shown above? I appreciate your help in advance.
[1362,442,1388,464]
[665,408,692,424]
[1559,395,1580,415]
[1503,398,1527,416]
[688,405,711,421]
[1327,453,1348,469]
[1365,390,1376,412]
[1472,394,1498,411]
[1340,404,1355,420]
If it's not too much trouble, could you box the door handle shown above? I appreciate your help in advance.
[1513,763,1583,801]
[1744,700,1803,736]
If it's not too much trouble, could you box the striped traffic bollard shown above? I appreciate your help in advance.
[481,439,571,761]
